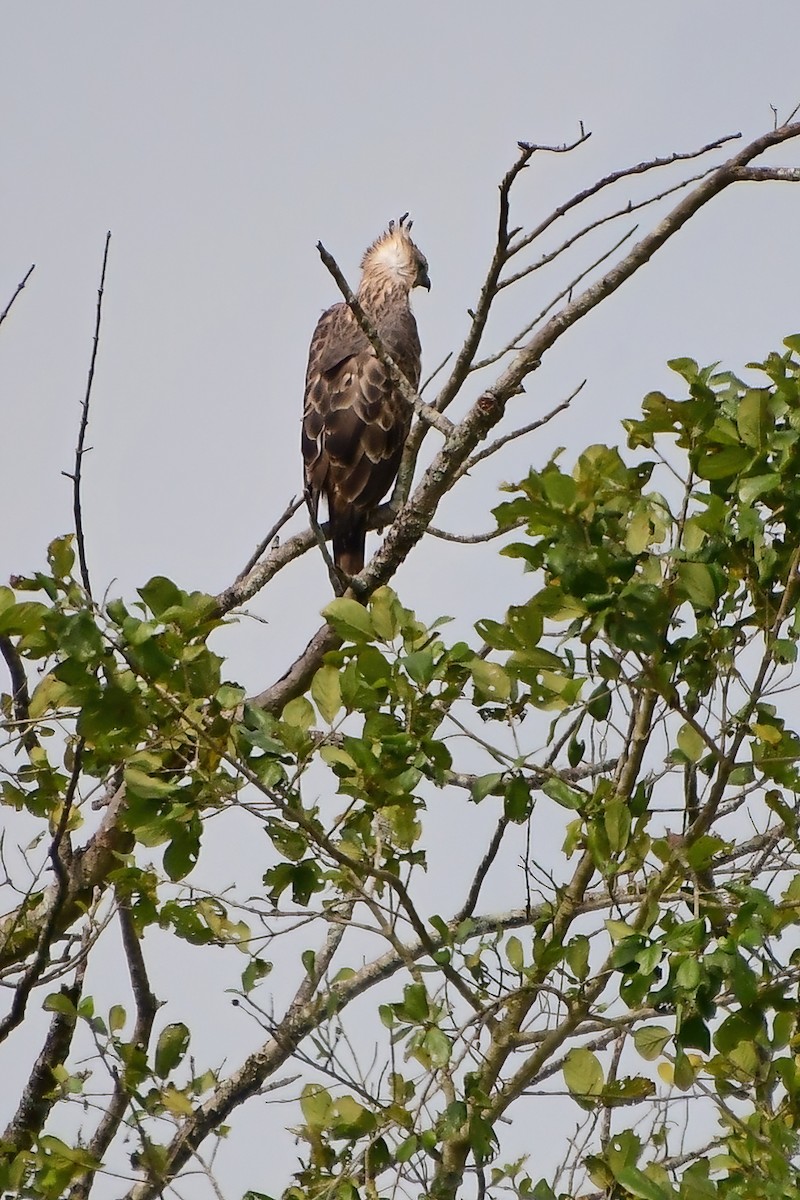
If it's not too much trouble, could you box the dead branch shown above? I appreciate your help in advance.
[235,494,304,582]
[62,232,111,599]
[0,264,35,330]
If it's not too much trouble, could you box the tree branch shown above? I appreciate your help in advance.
[0,264,35,330]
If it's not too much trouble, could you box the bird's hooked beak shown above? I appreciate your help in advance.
[417,265,431,291]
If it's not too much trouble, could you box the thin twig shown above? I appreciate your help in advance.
[460,384,583,475]
[235,495,304,582]
[64,232,112,598]
[0,264,35,330]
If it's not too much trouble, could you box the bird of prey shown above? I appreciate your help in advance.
[302,216,430,579]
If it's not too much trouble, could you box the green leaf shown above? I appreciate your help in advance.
[242,958,272,994]
[321,597,375,640]
[423,1027,452,1068]
[587,682,612,721]
[566,935,590,981]
[604,798,631,854]
[368,587,400,640]
[109,1004,127,1033]
[633,1025,671,1061]
[739,472,781,504]
[614,1166,668,1200]
[471,772,504,803]
[0,600,49,636]
[677,722,705,763]
[43,992,77,1018]
[215,684,245,709]
[154,1022,190,1078]
[543,777,583,810]
[311,664,342,724]
[504,775,531,823]
[139,575,184,617]
[47,535,75,579]
[694,445,752,480]
[124,766,175,800]
[471,658,511,702]
[300,1084,332,1129]
[676,562,722,611]
[401,983,430,1022]
[736,390,771,450]
[506,936,524,972]
[281,695,315,730]
[563,1047,603,1104]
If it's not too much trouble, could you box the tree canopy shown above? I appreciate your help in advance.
[3,116,800,1200]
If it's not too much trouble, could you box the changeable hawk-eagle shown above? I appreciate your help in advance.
[302,216,430,576]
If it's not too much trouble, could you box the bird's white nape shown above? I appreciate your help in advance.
[362,229,418,289]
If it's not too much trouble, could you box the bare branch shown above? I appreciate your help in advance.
[729,165,800,182]
[507,130,742,259]
[460,384,583,474]
[0,264,35,330]
[64,231,111,599]
[234,494,304,582]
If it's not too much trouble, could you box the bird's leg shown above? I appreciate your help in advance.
[304,489,346,597]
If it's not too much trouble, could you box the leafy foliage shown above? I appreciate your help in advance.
[5,326,800,1200]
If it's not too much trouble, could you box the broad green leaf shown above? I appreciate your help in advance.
[694,445,751,480]
[471,658,511,702]
[736,389,771,449]
[215,684,245,709]
[677,722,705,763]
[368,587,400,640]
[154,1022,190,1078]
[300,1084,332,1129]
[0,600,49,636]
[543,777,583,810]
[281,695,315,730]
[633,1025,671,1061]
[604,798,631,853]
[504,775,531,822]
[47,535,75,579]
[311,664,341,724]
[109,1005,126,1033]
[614,1166,668,1200]
[676,562,721,611]
[124,766,175,800]
[563,1047,603,1102]
[471,772,503,802]
[506,936,524,972]
[321,597,374,640]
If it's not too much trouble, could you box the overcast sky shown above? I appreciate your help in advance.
[2,3,800,1196]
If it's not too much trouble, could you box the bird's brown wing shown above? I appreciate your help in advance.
[301,304,414,572]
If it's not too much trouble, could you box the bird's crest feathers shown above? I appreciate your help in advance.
[361,215,429,293]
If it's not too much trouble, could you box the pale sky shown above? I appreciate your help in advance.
[2,3,799,1196]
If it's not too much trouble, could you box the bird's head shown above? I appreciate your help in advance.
[361,215,431,295]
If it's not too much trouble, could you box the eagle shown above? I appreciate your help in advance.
[302,216,430,578]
